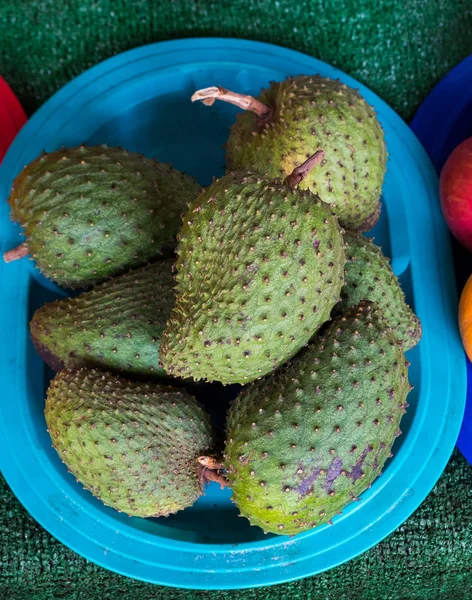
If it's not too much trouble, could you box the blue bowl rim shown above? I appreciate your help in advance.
[410,52,472,465]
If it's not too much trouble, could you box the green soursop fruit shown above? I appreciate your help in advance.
[45,368,215,517]
[340,231,421,350]
[30,259,175,377]
[223,303,410,535]
[4,145,201,288]
[192,76,387,231]
[160,158,345,384]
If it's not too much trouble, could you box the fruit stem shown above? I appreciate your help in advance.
[284,151,326,189]
[197,456,228,489]
[198,455,225,471]
[191,86,273,121]
[202,468,228,489]
[3,242,29,263]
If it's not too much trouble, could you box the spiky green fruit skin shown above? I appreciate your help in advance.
[225,76,387,231]
[9,145,201,288]
[45,368,214,517]
[340,231,421,350]
[224,303,409,535]
[30,259,175,377]
[160,171,345,384]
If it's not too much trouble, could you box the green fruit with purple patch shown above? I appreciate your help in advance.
[223,303,410,535]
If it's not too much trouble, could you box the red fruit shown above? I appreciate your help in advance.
[440,137,472,252]
[0,77,27,163]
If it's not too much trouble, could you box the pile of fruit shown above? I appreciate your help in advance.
[4,75,421,536]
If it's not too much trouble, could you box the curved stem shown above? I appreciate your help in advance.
[191,86,272,121]
[284,150,325,189]
[202,468,228,489]
[198,456,225,471]
[4,242,29,263]
[197,456,228,489]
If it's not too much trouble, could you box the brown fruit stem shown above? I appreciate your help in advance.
[197,455,228,489]
[4,242,29,263]
[201,468,228,489]
[284,151,326,189]
[197,456,225,470]
[191,86,273,121]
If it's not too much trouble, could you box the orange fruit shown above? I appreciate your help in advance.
[459,274,472,361]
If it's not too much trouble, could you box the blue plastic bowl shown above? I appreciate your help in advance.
[411,54,472,466]
[0,39,466,589]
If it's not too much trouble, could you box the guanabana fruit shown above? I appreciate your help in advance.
[340,231,421,350]
[192,75,387,231]
[160,155,346,384]
[4,145,200,288]
[30,259,175,377]
[223,302,410,535]
[45,368,215,517]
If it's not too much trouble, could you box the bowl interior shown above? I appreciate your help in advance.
[24,71,419,546]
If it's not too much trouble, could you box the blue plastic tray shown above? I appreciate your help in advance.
[0,39,466,589]
[411,54,472,465]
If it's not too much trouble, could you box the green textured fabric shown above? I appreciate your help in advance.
[1,0,472,598]
[1,0,472,121]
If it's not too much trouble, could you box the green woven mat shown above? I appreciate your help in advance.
[1,1,472,598]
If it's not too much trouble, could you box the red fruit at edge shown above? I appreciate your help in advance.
[440,137,472,252]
